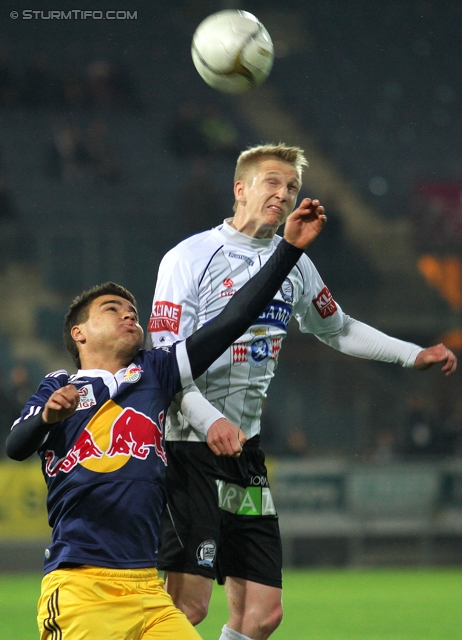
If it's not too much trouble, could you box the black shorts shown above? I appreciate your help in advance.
[158,437,282,588]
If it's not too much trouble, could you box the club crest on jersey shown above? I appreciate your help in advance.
[196,540,216,568]
[76,384,97,410]
[313,286,337,319]
[123,364,143,384]
[280,278,294,303]
[233,335,281,366]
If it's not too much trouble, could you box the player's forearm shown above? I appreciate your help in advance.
[186,239,303,379]
[5,413,51,461]
[179,386,225,435]
[317,316,422,367]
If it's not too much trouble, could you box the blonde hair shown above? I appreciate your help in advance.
[234,143,308,184]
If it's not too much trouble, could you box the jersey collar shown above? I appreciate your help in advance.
[218,218,276,252]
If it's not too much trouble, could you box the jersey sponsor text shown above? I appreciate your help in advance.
[148,300,182,334]
[313,286,337,319]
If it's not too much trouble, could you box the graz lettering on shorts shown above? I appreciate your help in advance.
[216,480,276,516]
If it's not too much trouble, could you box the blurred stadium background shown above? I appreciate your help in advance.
[1,0,462,575]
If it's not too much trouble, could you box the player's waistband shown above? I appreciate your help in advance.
[243,435,260,449]
[56,565,159,581]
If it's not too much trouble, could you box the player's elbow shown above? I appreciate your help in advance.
[5,434,32,461]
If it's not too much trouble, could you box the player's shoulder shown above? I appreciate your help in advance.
[162,228,222,264]
[44,369,69,379]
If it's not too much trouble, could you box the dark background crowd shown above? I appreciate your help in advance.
[0,0,461,462]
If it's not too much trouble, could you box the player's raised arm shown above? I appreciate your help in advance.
[185,204,326,380]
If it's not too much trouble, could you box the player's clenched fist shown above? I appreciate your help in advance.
[42,385,80,424]
[207,418,247,457]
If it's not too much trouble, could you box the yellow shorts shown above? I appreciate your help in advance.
[37,565,202,640]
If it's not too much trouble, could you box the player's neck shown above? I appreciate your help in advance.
[230,215,277,239]
[79,352,134,375]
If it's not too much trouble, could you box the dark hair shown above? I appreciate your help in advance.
[63,282,137,368]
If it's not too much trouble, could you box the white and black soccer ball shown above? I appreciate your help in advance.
[191,10,274,94]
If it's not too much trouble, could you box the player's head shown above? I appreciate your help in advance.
[233,143,308,212]
[64,282,139,368]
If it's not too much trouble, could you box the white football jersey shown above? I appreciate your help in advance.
[148,220,346,441]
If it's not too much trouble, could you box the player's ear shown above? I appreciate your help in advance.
[71,325,86,345]
[234,180,246,205]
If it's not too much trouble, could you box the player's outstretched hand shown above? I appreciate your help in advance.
[43,385,80,424]
[283,198,327,250]
[414,343,457,376]
[207,418,247,458]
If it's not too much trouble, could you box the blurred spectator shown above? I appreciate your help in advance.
[200,104,240,159]
[9,362,35,407]
[85,59,142,110]
[284,427,310,457]
[110,63,142,111]
[305,202,381,294]
[0,374,22,458]
[174,158,226,238]
[20,53,57,108]
[167,101,209,159]
[433,399,462,456]
[371,428,396,464]
[0,173,18,222]
[401,392,436,457]
[46,123,90,182]
[0,50,18,107]
[0,172,20,271]
[58,65,86,110]
[85,119,122,184]
[86,59,115,107]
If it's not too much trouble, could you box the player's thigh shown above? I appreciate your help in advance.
[38,568,145,640]
[217,513,282,588]
[38,567,202,640]
[159,442,222,576]
[165,570,214,610]
[142,587,203,640]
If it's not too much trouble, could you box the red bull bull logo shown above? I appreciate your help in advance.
[45,428,104,476]
[44,401,166,476]
[106,408,166,463]
[123,364,143,384]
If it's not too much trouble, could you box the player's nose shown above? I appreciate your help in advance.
[123,309,137,320]
[275,185,289,201]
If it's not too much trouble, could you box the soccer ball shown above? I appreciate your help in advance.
[191,10,274,94]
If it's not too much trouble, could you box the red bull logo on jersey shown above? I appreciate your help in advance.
[106,407,166,463]
[123,364,143,384]
[313,286,337,319]
[148,300,182,334]
[44,401,167,476]
[45,427,104,476]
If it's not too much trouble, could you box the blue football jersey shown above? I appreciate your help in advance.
[14,346,184,574]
